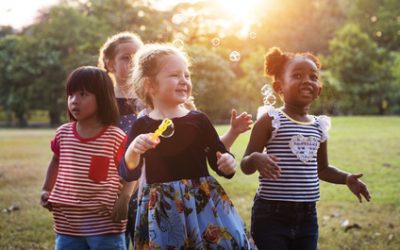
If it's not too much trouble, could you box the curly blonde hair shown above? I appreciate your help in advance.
[131,43,196,110]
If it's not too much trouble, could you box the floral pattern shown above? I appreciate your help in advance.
[134,176,253,249]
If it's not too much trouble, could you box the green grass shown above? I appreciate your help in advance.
[0,117,399,249]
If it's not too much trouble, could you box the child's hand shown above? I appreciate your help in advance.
[40,190,52,211]
[111,195,130,222]
[253,153,281,180]
[346,173,371,202]
[230,109,253,135]
[216,151,236,175]
[129,133,160,155]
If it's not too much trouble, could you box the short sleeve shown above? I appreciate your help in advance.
[200,113,235,179]
[318,115,331,142]
[257,106,280,142]
[114,135,127,167]
[50,136,60,156]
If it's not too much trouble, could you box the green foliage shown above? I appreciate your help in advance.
[327,24,396,114]
[235,46,268,114]
[1,0,400,126]
[188,45,236,121]
[350,0,400,50]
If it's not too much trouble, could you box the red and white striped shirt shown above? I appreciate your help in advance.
[48,122,127,236]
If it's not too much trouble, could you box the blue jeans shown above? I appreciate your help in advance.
[55,233,126,250]
[251,198,318,250]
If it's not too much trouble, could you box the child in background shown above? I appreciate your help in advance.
[98,32,144,248]
[121,44,253,249]
[99,32,253,248]
[241,47,371,250]
[40,66,129,249]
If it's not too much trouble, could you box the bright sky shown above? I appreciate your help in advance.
[0,0,190,29]
[0,0,57,29]
[0,0,262,32]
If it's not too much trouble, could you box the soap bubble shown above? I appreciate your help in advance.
[173,39,184,49]
[211,38,221,47]
[229,51,241,62]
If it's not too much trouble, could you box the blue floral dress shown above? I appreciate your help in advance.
[122,110,253,249]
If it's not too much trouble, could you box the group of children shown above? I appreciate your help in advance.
[40,32,370,250]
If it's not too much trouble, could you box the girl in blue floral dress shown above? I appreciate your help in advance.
[120,43,253,249]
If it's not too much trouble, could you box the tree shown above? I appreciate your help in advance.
[350,0,400,51]
[327,23,394,114]
[24,4,109,125]
[187,45,236,121]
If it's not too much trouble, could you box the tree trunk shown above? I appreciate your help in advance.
[49,110,61,127]
[15,112,28,127]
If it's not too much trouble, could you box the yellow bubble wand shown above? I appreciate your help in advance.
[152,118,173,141]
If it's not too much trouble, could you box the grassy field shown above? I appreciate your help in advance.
[0,116,399,249]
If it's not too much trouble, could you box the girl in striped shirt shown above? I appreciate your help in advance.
[40,66,129,249]
[241,47,371,250]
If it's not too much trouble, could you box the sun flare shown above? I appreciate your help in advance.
[218,0,261,22]
[214,0,264,37]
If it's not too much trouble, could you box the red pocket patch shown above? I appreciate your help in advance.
[89,156,110,183]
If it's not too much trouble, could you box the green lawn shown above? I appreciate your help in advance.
[0,116,399,249]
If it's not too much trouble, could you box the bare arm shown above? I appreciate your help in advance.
[220,109,253,150]
[111,180,138,221]
[42,154,59,192]
[40,154,59,210]
[317,141,348,184]
[124,133,159,170]
[240,113,280,179]
[317,141,371,202]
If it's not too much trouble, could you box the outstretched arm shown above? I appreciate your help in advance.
[317,141,371,202]
[220,109,253,150]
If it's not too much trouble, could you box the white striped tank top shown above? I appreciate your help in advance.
[257,107,330,202]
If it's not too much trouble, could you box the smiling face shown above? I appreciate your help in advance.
[150,54,192,108]
[107,41,141,85]
[275,56,322,108]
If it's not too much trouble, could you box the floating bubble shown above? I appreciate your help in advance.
[152,119,175,140]
[138,10,145,17]
[261,84,276,106]
[370,16,378,23]
[249,32,257,39]
[173,39,184,49]
[264,95,277,106]
[172,14,185,25]
[376,31,382,37]
[140,25,146,31]
[211,37,220,47]
[229,51,241,62]
[160,122,175,138]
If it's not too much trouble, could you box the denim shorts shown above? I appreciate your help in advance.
[251,197,318,250]
[55,233,126,250]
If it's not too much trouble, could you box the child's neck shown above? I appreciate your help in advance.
[75,118,105,139]
[282,104,312,122]
[114,82,133,98]
[150,105,189,120]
